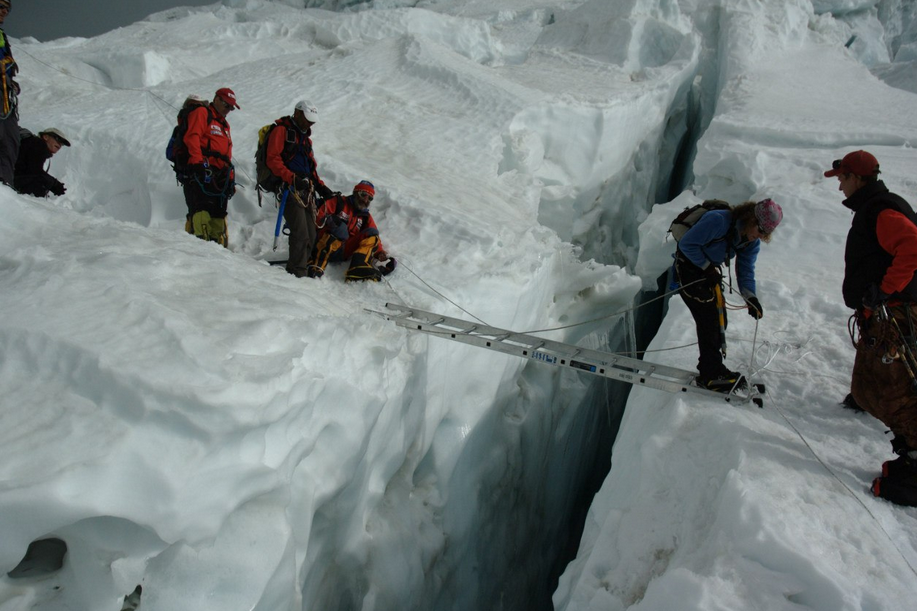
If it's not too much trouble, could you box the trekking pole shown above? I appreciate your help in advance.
[715,284,727,359]
[273,188,290,251]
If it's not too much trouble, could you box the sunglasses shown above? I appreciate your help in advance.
[832,159,843,170]
[0,3,10,12]
[355,191,373,201]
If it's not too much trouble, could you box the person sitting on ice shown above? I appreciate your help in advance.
[307,180,395,282]
[13,127,70,197]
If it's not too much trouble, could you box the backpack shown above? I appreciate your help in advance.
[254,122,282,195]
[166,98,208,179]
[255,120,300,204]
[18,126,34,141]
[667,199,731,242]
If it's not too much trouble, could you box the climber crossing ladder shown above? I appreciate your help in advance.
[367,303,765,407]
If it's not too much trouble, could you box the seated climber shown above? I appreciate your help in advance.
[14,127,70,197]
[307,180,396,282]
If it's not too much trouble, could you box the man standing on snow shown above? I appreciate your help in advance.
[826,150,917,507]
[264,100,335,278]
[183,87,238,247]
[0,0,20,187]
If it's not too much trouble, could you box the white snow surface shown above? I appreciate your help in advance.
[0,1,916,610]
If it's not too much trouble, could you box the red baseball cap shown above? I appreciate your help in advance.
[824,150,879,178]
[215,87,240,109]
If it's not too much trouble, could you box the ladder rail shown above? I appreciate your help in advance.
[380,303,692,380]
[369,303,763,406]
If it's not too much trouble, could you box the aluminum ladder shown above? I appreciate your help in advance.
[367,303,765,407]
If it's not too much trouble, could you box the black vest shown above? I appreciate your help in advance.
[843,180,917,309]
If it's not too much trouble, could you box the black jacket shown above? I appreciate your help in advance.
[13,134,63,197]
[842,180,917,309]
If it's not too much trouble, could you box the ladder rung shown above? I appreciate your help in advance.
[367,303,763,406]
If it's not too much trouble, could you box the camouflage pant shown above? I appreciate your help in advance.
[851,304,917,449]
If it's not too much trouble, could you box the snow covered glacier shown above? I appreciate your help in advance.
[1,1,916,611]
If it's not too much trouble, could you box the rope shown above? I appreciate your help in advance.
[14,46,255,184]
[520,279,705,336]
[387,259,491,325]
[770,402,917,578]
[381,247,917,579]
[736,311,917,576]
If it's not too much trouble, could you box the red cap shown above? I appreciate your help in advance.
[215,87,240,109]
[824,150,879,178]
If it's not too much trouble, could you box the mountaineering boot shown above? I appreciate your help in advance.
[873,438,917,506]
[883,439,917,478]
[345,252,382,282]
[212,216,228,248]
[697,367,747,393]
[190,211,229,247]
[841,392,865,413]
[882,453,917,479]
[307,234,342,279]
[871,473,917,507]
[191,210,213,242]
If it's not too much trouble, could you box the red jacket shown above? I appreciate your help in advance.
[183,104,232,170]
[316,194,385,255]
[876,209,917,296]
[265,116,327,190]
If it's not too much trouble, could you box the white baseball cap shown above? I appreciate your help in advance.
[295,100,318,123]
[40,128,71,147]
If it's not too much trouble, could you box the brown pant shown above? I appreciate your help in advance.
[284,194,316,278]
[851,305,917,449]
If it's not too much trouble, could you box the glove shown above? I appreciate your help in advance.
[746,296,763,320]
[292,174,311,194]
[862,283,889,310]
[316,183,334,200]
[48,179,66,196]
[702,264,722,283]
[329,217,349,241]
[190,164,208,183]
[372,252,397,275]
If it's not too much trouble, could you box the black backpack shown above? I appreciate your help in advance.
[166,99,209,180]
[667,199,732,242]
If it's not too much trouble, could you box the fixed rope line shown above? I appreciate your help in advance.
[771,402,917,579]
[394,260,725,349]
[519,279,703,335]
[16,46,255,185]
[395,259,492,325]
[386,260,704,356]
[388,267,913,573]
[386,257,915,575]
[17,46,178,115]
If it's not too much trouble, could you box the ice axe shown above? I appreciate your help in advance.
[273,187,290,251]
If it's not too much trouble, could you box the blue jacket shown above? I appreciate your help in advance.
[674,209,760,296]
